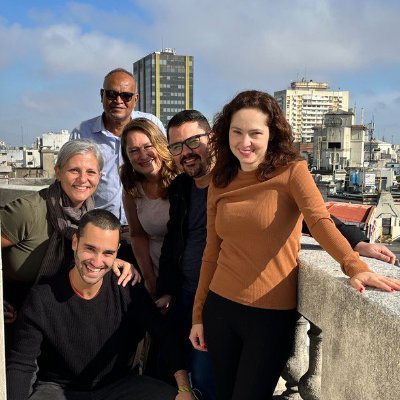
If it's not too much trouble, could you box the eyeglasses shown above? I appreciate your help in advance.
[101,89,137,102]
[167,133,209,156]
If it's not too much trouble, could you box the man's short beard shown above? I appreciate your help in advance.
[180,154,210,178]
[185,165,203,178]
[185,162,209,178]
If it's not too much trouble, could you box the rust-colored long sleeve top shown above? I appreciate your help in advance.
[192,161,371,324]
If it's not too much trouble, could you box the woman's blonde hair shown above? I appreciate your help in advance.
[120,118,178,199]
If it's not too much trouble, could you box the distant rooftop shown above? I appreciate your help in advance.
[155,47,177,55]
[326,202,373,224]
[290,80,329,90]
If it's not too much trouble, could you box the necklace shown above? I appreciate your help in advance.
[69,269,101,300]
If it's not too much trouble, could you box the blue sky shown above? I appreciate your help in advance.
[1,0,400,146]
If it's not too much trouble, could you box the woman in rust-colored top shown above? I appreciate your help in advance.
[189,90,400,400]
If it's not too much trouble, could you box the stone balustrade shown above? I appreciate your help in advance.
[279,236,400,400]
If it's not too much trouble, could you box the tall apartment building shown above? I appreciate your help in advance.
[133,48,193,127]
[274,80,349,143]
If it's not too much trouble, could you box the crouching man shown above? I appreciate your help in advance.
[7,209,193,400]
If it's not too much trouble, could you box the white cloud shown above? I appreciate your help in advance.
[136,0,400,77]
[351,89,400,138]
[38,24,144,76]
[127,0,400,133]
[0,18,37,68]
[1,0,400,144]
[0,17,145,77]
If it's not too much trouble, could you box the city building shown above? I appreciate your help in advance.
[23,148,40,168]
[0,150,12,181]
[5,148,24,167]
[35,130,70,150]
[313,110,366,171]
[364,139,397,169]
[274,80,349,142]
[133,48,194,126]
[0,130,69,179]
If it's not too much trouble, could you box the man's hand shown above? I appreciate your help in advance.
[351,271,400,293]
[155,295,172,314]
[112,259,141,287]
[175,391,197,400]
[4,300,17,324]
[189,323,208,352]
[174,369,198,400]
[354,242,396,264]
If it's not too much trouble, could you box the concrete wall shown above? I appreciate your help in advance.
[0,229,6,400]
[0,183,49,207]
[298,236,400,399]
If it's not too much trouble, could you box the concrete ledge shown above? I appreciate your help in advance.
[0,184,49,207]
[298,236,400,399]
[0,228,6,400]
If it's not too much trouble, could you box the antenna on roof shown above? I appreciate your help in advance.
[353,102,357,123]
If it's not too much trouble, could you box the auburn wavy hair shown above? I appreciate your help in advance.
[120,118,178,199]
[211,90,301,187]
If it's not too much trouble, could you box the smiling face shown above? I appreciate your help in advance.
[71,223,119,289]
[101,71,139,125]
[125,130,162,178]
[168,121,210,178]
[55,152,100,208]
[229,108,270,171]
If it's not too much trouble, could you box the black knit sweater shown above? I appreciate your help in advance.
[7,269,184,399]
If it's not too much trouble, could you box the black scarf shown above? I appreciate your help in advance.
[37,180,95,281]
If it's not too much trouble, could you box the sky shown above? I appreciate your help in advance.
[1,0,400,146]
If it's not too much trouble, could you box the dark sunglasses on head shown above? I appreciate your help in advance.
[101,89,136,102]
[167,133,209,156]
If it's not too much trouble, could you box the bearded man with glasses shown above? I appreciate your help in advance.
[71,68,165,265]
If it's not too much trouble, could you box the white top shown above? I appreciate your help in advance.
[70,111,166,225]
[136,184,170,276]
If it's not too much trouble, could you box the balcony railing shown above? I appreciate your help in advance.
[277,236,400,399]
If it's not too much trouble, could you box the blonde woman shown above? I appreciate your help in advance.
[120,118,179,299]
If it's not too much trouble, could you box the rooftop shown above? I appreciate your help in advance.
[326,201,373,224]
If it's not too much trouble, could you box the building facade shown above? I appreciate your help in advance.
[0,150,12,181]
[23,148,41,168]
[5,149,24,167]
[133,48,193,126]
[313,110,366,170]
[35,130,70,150]
[274,80,349,142]
[364,139,397,169]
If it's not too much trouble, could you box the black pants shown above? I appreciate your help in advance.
[117,239,139,269]
[28,373,176,400]
[203,291,297,400]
